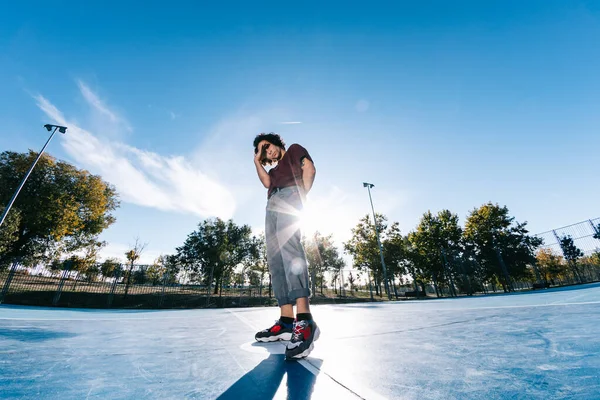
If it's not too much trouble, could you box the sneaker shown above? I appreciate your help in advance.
[285,319,320,359]
[255,319,293,342]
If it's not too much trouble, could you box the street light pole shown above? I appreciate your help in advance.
[0,124,67,228]
[363,182,391,300]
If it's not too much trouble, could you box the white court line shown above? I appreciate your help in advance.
[333,299,600,313]
[424,300,600,312]
[226,308,387,400]
[549,293,590,305]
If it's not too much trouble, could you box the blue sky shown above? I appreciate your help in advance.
[1,1,599,263]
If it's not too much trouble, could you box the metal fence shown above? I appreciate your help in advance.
[535,217,600,257]
[532,218,600,285]
[0,262,279,309]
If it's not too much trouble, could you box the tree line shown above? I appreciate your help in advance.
[1,150,599,297]
[345,205,599,298]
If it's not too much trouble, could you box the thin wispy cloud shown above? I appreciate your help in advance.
[77,80,117,122]
[34,86,236,220]
[280,121,302,124]
[77,80,132,132]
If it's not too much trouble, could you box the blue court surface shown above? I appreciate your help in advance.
[1,284,599,400]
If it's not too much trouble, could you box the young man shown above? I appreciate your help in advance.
[252,132,320,360]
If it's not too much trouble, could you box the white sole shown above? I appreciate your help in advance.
[255,332,292,342]
[288,326,321,359]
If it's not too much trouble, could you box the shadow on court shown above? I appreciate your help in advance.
[0,327,77,342]
[217,352,320,400]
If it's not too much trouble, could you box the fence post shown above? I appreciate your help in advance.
[552,229,564,253]
[107,266,121,308]
[0,260,19,304]
[158,271,168,308]
[52,261,73,306]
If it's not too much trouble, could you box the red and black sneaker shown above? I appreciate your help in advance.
[255,320,293,342]
[285,319,320,359]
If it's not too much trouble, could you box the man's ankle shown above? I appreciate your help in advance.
[296,313,312,322]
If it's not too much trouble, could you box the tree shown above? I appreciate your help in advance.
[344,214,388,297]
[236,234,269,296]
[100,258,122,280]
[559,235,584,283]
[77,239,105,282]
[535,248,566,285]
[347,271,356,293]
[463,202,542,293]
[0,151,119,269]
[245,234,268,295]
[591,251,600,267]
[403,239,429,293]
[146,254,181,285]
[147,256,168,286]
[304,232,345,296]
[176,218,253,295]
[123,238,146,296]
[0,208,20,259]
[593,223,600,240]
[383,222,409,297]
[408,210,463,297]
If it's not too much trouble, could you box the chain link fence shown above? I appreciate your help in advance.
[0,261,279,309]
[534,217,600,285]
[535,218,600,257]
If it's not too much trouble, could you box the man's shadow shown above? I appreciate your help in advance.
[217,343,322,400]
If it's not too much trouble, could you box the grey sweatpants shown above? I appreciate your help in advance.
[265,186,311,306]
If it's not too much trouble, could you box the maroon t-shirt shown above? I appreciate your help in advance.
[268,143,313,197]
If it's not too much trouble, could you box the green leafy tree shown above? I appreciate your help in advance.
[383,222,409,297]
[559,235,584,283]
[591,251,600,267]
[304,232,345,295]
[347,271,356,293]
[344,214,388,297]
[100,258,122,280]
[0,151,119,269]
[593,223,600,240]
[0,208,21,259]
[408,210,462,297]
[403,239,429,293]
[321,236,345,294]
[77,240,105,282]
[463,202,542,293]
[132,266,148,285]
[535,248,566,285]
[236,234,269,296]
[245,234,268,294]
[147,256,168,285]
[123,238,146,296]
[176,218,253,295]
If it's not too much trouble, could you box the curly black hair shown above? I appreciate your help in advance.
[253,132,286,166]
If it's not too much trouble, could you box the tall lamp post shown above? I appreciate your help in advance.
[0,124,67,228]
[363,182,391,300]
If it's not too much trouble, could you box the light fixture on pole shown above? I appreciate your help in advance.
[363,182,391,300]
[0,124,67,228]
